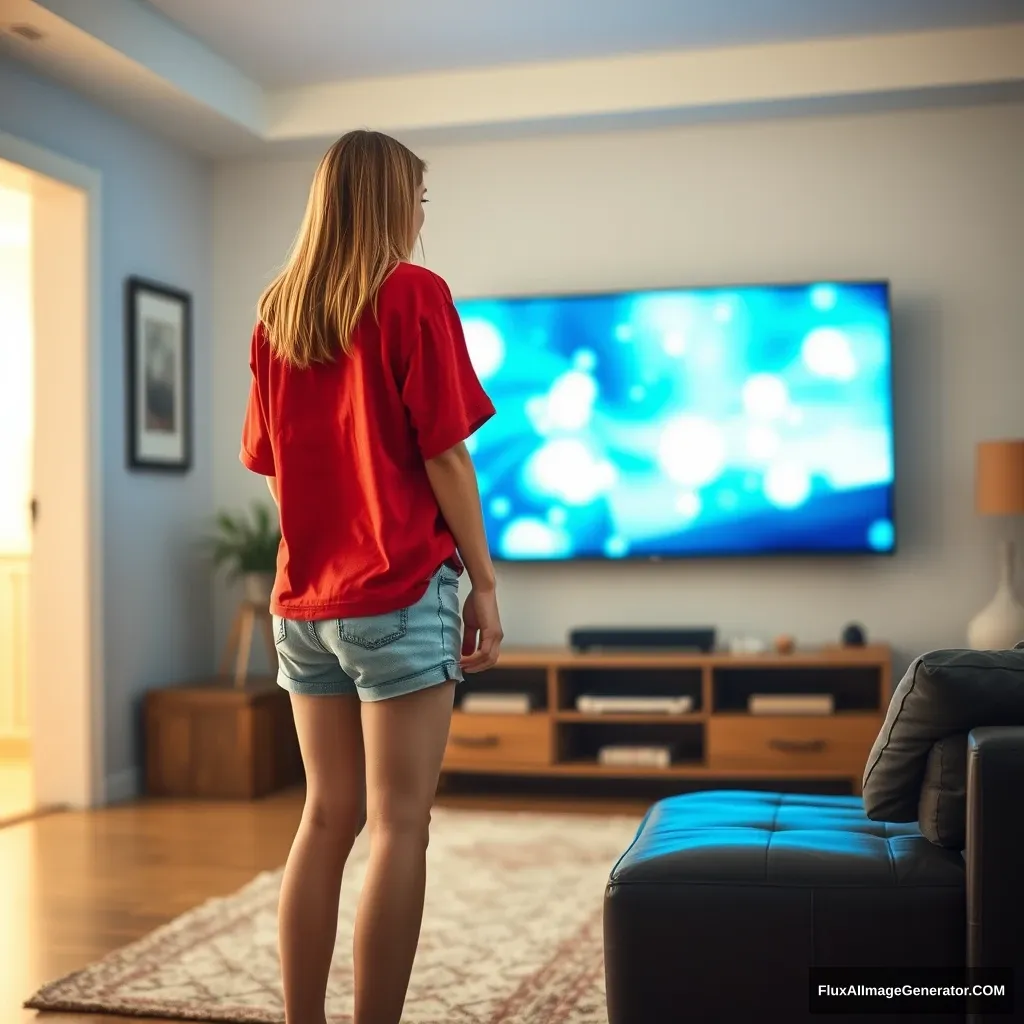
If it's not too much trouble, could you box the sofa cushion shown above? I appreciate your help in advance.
[862,648,1024,833]
[603,791,967,1023]
[917,733,968,848]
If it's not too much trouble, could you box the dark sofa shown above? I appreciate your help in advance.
[603,648,1024,1023]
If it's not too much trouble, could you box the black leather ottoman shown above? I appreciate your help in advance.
[603,791,967,1023]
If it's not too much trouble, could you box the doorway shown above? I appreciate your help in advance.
[0,133,103,816]
[0,166,33,823]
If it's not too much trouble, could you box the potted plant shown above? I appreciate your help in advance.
[208,502,281,605]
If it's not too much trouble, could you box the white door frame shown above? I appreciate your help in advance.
[0,129,105,808]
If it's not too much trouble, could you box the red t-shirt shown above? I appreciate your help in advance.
[239,262,495,620]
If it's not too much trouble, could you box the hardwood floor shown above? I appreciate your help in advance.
[3,786,647,1023]
[3,789,302,1023]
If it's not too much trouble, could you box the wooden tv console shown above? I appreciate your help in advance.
[440,644,893,794]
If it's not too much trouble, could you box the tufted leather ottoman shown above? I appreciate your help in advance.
[603,791,967,1023]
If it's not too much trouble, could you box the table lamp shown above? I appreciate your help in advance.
[967,439,1024,650]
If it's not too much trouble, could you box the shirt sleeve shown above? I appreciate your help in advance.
[402,278,496,461]
[239,325,276,476]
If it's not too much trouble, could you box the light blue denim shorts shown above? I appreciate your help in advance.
[272,563,464,701]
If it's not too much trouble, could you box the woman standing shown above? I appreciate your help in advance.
[240,130,502,1024]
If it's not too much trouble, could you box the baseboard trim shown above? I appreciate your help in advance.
[104,766,141,805]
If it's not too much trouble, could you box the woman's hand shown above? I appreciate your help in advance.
[460,586,503,673]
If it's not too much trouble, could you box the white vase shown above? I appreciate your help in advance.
[967,539,1024,650]
[242,571,275,607]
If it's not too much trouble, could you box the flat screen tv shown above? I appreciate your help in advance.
[453,280,895,562]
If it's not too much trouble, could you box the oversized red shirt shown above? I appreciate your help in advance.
[240,262,495,620]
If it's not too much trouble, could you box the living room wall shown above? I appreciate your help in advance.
[0,58,214,800]
[211,101,1024,675]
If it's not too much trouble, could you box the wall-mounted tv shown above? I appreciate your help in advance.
[454,280,895,562]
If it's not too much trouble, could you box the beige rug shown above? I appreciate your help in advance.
[25,807,641,1023]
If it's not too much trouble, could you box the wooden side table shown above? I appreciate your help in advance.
[144,676,303,799]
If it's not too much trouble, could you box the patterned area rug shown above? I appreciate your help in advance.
[25,807,641,1023]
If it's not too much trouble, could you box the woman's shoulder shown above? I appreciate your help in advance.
[382,261,453,305]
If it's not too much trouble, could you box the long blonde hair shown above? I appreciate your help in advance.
[257,130,426,368]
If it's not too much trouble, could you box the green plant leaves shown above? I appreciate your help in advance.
[206,501,281,579]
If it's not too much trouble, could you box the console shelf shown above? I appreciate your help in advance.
[553,711,705,724]
[441,644,892,794]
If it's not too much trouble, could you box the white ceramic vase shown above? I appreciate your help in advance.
[242,571,274,607]
[967,539,1024,650]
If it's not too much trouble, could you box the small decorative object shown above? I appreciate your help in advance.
[729,635,768,655]
[773,634,796,655]
[207,503,282,686]
[125,276,192,471]
[841,623,867,646]
[966,440,1024,650]
[729,634,770,651]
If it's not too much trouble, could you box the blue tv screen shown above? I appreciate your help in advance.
[453,280,895,562]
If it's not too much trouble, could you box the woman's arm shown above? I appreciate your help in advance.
[266,476,279,507]
[424,442,503,671]
[424,443,493,590]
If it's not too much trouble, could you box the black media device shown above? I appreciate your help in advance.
[569,627,717,653]
[841,623,867,646]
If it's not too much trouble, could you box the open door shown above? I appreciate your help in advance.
[26,168,95,809]
[0,170,33,821]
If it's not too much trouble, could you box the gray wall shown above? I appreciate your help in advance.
[0,58,214,799]
[212,101,1024,679]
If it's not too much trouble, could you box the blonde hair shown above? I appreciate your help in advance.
[257,130,426,368]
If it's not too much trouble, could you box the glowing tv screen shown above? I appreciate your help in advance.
[454,280,895,561]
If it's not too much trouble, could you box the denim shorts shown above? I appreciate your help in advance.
[272,563,464,701]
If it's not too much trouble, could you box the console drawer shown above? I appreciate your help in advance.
[707,715,880,772]
[444,713,551,769]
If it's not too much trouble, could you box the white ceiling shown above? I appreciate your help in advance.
[144,0,1024,87]
[3,0,1022,157]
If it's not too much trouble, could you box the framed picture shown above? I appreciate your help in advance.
[125,276,192,472]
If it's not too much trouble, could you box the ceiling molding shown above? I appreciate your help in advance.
[2,1,1022,158]
[32,0,265,131]
[265,25,1024,142]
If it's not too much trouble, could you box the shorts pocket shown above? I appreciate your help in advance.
[274,616,287,645]
[338,607,409,650]
[438,562,460,587]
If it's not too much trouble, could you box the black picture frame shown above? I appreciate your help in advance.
[125,276,192,472]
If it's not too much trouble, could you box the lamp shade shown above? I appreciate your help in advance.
[975,440,1024,515]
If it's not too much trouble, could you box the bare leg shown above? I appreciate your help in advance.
[353,681,455,1024]
[279,693,365,1024]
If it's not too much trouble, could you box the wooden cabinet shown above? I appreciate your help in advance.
[707,714,881,777]
[444,713,552,769]
[441,645,892,794]
[144,677,302,799]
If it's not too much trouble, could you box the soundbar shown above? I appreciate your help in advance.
[569,627,717,654]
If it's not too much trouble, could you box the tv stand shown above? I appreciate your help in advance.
[441,645,892,795]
